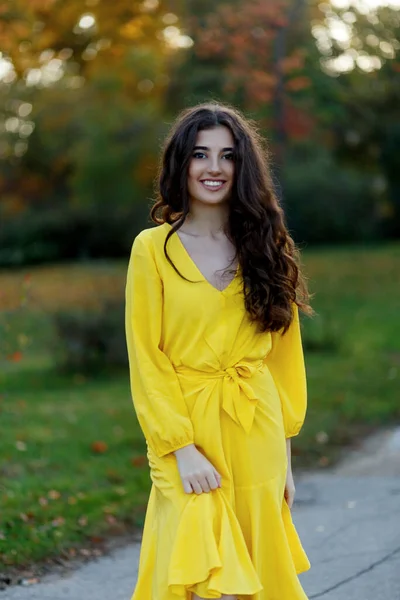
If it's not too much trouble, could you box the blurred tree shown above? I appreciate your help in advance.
[166,0,320,202]
[0,0,399,265]
[169,0,315,132]
[311,2,400,237]
[0,0,187,221]
[166,0,400,239]
[0,0,193,263]
[0,0,179,90]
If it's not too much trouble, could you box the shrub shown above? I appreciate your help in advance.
[301,313,342,354]
[282,141,382,244]
[51,300,128,375]
[0,204,148,267]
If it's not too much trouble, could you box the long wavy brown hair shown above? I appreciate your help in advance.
[150,101,313,333]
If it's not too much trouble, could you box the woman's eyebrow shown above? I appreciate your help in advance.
[193,146,234,151]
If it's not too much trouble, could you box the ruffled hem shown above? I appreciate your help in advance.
[281,497,311,575]
[167,487,264,598]
[132,478,310,600]
[233,477,311,599]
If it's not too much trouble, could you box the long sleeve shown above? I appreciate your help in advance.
[124,233,195,458]
[265,303,307,438]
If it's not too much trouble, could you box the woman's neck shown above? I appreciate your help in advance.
[181,201,230,238]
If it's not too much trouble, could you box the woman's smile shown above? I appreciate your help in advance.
[200,180,226,192]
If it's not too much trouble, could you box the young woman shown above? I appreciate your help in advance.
[125,101,313,600]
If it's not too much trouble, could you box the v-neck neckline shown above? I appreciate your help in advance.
[164,222,240,294]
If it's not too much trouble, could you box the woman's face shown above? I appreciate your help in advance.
[187,125,235,207]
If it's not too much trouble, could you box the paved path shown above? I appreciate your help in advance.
[2,427,400,599]
[294,426,400,599]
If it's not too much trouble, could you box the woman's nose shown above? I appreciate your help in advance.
[208,158,222,174]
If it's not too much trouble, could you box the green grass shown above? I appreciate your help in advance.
[0,367,149,568]
[0,242,399,568]
[297,241,400,465]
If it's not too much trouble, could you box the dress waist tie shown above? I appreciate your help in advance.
[175,360,265,434]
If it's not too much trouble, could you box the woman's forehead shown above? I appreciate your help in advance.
[195,126,234,148]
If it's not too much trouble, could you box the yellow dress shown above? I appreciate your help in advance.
[125,222,311,600]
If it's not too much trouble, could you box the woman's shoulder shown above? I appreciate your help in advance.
[132,222,170,252]
[129,223,172,278]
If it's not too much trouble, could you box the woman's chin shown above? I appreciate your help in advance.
[190,191,232,206]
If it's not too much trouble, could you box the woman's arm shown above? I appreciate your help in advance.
[265,303,308,439]
[286,438,292,469]
[125,233,195,458]
[285,437,296,508]
[264,303,307,508]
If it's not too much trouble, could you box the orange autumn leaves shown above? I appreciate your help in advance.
[1,0,172,90]
[191,0,313,129]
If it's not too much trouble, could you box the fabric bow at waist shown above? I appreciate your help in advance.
[175,360,265,434]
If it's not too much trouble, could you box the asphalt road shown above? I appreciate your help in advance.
[2,427,400,600]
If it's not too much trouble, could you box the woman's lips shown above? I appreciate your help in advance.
[200,181,226,191]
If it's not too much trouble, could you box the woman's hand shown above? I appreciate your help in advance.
[173,444,222,494]
[284,466,296,509]
[284,437,295,508]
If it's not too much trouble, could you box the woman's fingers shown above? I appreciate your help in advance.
[188,470,222,494]
[182,479,193,494]
[191,478,203,494]
[176,445,222,494]
[199,475,211,493]
[209,471,221,490]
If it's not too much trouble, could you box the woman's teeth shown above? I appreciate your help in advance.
[201,180,225,190]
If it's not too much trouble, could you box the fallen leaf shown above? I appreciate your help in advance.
[7,351,23,362]
[89,535,104,544]
[131,455,146,467]
[91,441,108,453]
[48,490,61,500]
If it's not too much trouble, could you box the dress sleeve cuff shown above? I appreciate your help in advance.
[285,421,304,438]
[152,435,195,458]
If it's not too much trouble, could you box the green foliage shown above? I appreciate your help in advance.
[1,0,400,257]
[51,301,127,375]
[0,205,147,267]
[67,90,162,212]
[300,312,342,354]
[282,140,381,243]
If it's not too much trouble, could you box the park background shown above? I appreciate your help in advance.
[0,0,399,576]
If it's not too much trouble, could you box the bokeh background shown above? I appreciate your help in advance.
[1,0,399,571]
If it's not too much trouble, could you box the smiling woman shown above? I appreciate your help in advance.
[125,101,313,600]
[188,131,235,199]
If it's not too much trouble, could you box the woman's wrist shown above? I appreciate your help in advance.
[173,443,196,457]
[286,438,292,468]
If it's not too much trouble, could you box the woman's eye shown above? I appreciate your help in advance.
[192,152,234,160]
